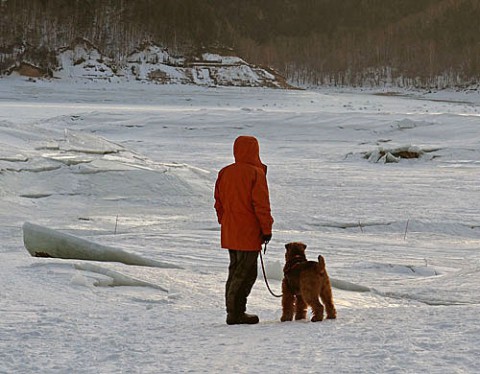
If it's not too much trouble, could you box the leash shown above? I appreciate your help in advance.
[259,242,283,298]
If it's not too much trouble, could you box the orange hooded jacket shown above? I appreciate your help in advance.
[214,136,274,251]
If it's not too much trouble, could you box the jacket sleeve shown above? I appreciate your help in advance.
[214,174,223,224]
[252,170,274,234]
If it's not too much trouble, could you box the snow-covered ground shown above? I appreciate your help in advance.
[1,77,479,373]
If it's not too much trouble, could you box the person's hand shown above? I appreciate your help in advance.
[262,233,272,244]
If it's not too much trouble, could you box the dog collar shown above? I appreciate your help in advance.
[284,255,307,275]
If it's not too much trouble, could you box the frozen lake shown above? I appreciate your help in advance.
[1,78,479,373]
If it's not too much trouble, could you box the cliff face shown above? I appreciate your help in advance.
[4,39,289,88]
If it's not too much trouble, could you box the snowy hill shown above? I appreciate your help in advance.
[7,39,289,88]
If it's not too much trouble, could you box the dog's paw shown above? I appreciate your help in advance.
[311,315,324,322]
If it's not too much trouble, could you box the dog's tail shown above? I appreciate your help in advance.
[317,255,326,274]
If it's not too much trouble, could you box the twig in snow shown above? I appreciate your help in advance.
[404,219,409,240]
[114,215,119,235]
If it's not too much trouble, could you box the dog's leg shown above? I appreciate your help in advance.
[294,295,307,320]
[306,296,324,322]
[320,284,337,319]
[280,279,294,322]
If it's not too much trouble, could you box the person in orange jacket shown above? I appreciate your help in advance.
[214,135,274,325]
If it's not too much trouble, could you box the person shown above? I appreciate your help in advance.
[214,135,274,325]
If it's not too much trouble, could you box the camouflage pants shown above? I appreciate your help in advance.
[225,250,259,315]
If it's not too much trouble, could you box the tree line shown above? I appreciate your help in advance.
[1,0,479,88]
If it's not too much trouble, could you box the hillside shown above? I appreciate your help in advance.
[1,0,479,88]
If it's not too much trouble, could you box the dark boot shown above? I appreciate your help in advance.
[226,312,259,325]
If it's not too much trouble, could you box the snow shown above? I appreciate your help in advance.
[50,40,282,87]
[23,222,181,269]
[1,77,480,373]
[201,53,245,65]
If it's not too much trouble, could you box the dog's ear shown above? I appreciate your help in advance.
[301,243,307,250]
[285,243,290,251]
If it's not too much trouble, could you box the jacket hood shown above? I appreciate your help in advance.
[233,136,267,173]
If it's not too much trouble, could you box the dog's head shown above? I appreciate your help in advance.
[284,242,307,261]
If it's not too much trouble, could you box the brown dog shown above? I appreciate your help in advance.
[281,242,336,322]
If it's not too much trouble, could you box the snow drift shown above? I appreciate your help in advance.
[23,222,181,268]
